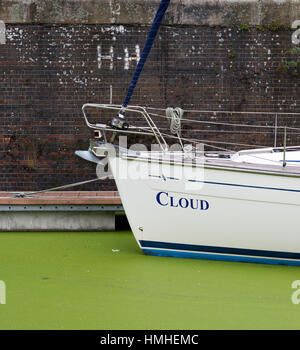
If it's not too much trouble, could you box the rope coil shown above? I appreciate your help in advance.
[166,107,184,135]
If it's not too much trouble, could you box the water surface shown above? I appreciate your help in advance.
[0,230,299,330]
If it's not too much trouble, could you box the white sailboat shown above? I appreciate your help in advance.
[76,0,300,265]
[76,103,300,266]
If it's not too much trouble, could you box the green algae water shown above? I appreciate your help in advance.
[0,229,300,330]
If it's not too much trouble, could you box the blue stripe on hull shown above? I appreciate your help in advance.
[142,249,300,266]
[149,174,300,193]
[140,241,300,266]
[188,179,300,193]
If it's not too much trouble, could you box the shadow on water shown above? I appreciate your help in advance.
[115,211,130,231]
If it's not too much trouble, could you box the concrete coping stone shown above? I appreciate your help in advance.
[0,0,300,27]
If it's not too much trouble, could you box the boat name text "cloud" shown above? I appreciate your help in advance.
[156,192,209,210]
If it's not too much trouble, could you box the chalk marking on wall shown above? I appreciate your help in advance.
[109,1,121,24]
[135,44,141,63]
[110,85,113,104]
[97,44,139,70]
[97,45,114,70]
[124,47,129,70]
[124,45,140,70]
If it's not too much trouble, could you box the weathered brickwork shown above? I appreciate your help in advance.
[0,22,300,191]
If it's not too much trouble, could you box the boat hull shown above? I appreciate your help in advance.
[108,154,300,265]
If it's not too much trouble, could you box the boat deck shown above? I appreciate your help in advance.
[122,152,300,177]
[204,158,300,176]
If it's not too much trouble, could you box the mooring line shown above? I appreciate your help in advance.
[12,177,102,198]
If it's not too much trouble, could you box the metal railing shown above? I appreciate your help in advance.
[82,103,168,151]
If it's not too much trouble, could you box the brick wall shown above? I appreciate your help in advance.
[0,23,300,191]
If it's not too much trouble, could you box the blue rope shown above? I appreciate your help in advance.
[122,0,170,108]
